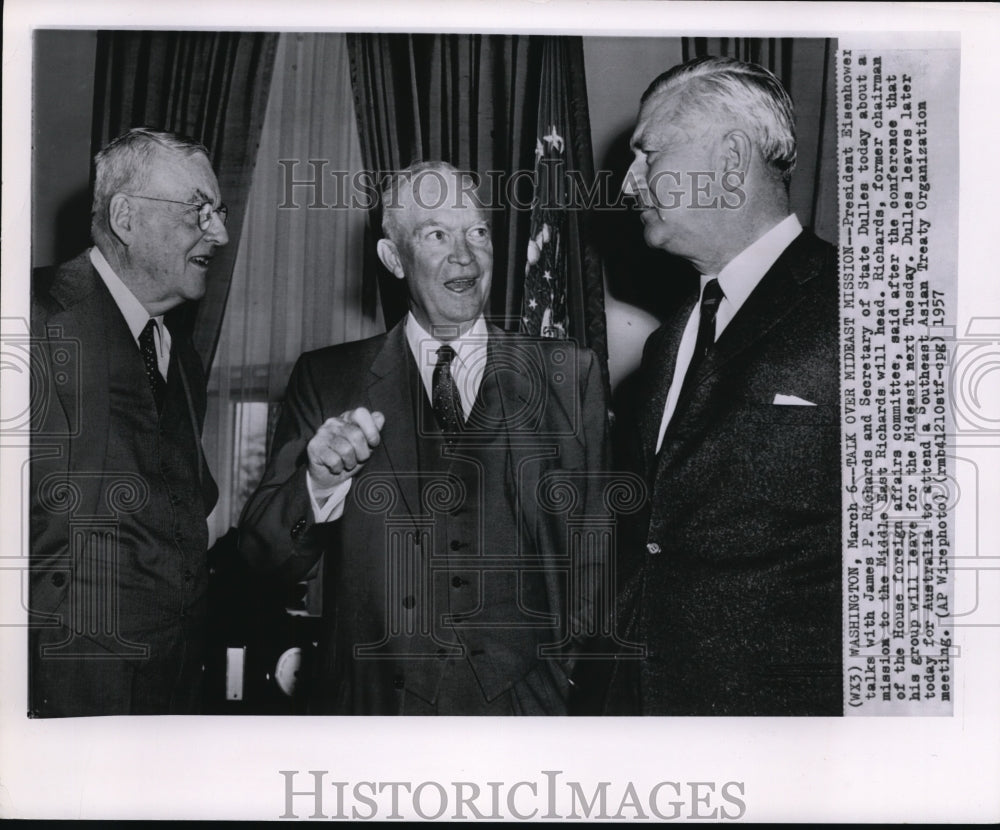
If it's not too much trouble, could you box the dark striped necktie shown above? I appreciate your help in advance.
[677,277,724,402]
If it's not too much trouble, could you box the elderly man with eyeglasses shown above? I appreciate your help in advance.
[29,127,228,717]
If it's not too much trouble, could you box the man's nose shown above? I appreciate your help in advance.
[621,158,644,199]
[204,211,229,247]
[449,236,473,265]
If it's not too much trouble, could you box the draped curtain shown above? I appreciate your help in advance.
[91,31,278,367]
[346,33,608,373]
[204,33,378,537]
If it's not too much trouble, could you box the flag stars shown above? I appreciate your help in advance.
[528,298,538,310]
[543,126,564,153]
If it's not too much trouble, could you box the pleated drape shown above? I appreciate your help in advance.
[92,31,278,367]
[203,33,378,536]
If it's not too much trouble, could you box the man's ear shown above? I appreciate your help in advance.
[376,238,406,280]
[107,194,136,245]
[721,129,752,176]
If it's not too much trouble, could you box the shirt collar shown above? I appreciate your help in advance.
[404,312,489,416]
[89,246,165,342]
[707,214,803,306]
[404,311,489,372]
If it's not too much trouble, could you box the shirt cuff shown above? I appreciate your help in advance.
[306,472,352,523]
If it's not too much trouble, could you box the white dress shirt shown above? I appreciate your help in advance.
[308,312,490,522]
[404,312,488,420]
[90,246,170,377]
[655,214,803,452]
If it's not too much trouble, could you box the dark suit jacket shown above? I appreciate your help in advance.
[239,320,609,714]
[612,229,842,716]
[29,250,217,716]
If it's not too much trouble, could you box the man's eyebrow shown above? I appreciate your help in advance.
[192,188,216,204]
[410,217,490,235]
[411,219,443,235]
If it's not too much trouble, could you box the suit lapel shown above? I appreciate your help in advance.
[487,326,569,536]
[171,335,219,511]
[486,329,527,524]
[44,255,114,517]
[638,292,697,477]
[365,321,421,518]
[662,230,829,451]
[487,326,531,422]
[704,232,824,382]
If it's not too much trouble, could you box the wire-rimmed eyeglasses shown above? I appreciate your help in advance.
[123,194,229,231]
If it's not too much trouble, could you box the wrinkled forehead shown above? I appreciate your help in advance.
[394,172,486,227]
[641,82,741,151]
[404,169,478,208]
[145,147,220,201]
[632,88,688,148]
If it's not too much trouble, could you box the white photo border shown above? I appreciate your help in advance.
[2,0,998,822]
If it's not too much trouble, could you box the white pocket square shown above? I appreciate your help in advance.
[772,393,816,406]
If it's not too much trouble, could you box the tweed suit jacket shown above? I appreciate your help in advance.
[613,229,843,716]
[239,320,609,714]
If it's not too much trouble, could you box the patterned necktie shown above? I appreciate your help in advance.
[678,278,724,401]
[139,319,166,411]
[432,344,464,433]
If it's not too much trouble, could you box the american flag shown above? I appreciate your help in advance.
[521,42,570,339]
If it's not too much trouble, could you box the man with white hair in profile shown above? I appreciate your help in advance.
[610,56,842,716]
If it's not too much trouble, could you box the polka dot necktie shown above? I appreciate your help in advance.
[431,344,464,433]
[139,319,166,411]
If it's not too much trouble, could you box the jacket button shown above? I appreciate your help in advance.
[291,518,307,539]
[50,572,66,588]
[393,675,404,690]
[402,595,416,609]
[451,575,464,588]
[449,539,462,551]
[646,542,661,555]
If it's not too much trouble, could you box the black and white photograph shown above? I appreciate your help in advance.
[2,0,998,822]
